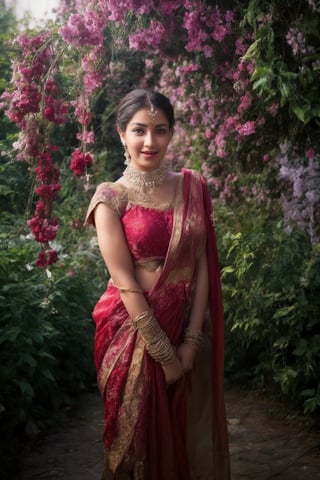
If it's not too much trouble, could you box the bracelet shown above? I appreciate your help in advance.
[184,326,204,350]
[113,284,143,293]
[132,310,176,365]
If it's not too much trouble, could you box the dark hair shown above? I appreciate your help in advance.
[116,89,175,131]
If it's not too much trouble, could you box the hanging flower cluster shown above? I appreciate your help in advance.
[57,1,107,180]
[0,32,67,268]
[0,1,107,267]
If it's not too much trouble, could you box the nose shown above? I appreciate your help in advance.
[144,130,155,147]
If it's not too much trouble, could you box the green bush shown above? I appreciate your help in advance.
[217,202,320,417]
[0,233,105,477]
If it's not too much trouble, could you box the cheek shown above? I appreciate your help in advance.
[127,138,141,149]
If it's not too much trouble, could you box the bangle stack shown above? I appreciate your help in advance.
[184,326,204,350]
[132,310,176,365]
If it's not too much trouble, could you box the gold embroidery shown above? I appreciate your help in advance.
[161,175,184,286]
[97,322,135,394]
[84,182,128,224]
[127,188,174,211]
[85,179,176,226]
[106,333,146,473]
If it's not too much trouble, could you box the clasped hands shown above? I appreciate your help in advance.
[130,310,202,386]
[162,343,197,385]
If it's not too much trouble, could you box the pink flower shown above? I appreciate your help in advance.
[76,130,95,144]
[129,20,166,52]
[36,249,58,268]
[236,121,256,136]
[59,12,106,47]
[70,149,93,176]
[35,183,61,200]
[305,148,316,160]
[203,44,214,57]
[83,72,103,95]
[28,207,59,243]
[183,63,200,73]
[235,38,248,55]
[225,10,234,23]
[205,128,213,139]
[212,25,227,42]
[267,103,279,116]
[237,92,252,113]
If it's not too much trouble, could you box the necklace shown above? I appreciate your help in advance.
[123,165,167,189]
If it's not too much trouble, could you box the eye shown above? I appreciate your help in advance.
[132,128,144,134]
[156,128,168,135]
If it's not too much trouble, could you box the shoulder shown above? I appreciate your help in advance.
[95,181,126,196]
[85,181,127,225]
[93,181,127,212]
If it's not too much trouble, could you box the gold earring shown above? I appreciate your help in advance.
[123,143,130,165]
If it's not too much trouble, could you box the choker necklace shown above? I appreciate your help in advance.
[123,165,167,189]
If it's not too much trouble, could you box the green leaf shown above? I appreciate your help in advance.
[12,379,35,399]
[291,104,311,123]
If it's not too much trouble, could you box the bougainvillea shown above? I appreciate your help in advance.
[1,0,320,269]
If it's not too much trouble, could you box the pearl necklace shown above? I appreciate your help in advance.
[123,165,167,189]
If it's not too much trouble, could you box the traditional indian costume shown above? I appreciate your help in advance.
[85,168,230,479]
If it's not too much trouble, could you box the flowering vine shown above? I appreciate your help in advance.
[1,1,107,267]
[1,0,320,269]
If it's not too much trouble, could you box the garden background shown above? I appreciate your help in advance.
[0,1,319,478]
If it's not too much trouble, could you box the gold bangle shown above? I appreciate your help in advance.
[113,284,143,293]
[184,327,204,350]
[131,310,176,365]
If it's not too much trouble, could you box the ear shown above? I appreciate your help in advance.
[117,126,126,144]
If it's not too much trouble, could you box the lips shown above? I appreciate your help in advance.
[141,151,157,156]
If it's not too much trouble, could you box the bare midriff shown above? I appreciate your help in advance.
[134,259,164,291]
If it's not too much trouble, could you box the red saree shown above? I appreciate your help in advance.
[85,168,230,479]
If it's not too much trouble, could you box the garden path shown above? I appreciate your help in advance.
[15,386,320,480]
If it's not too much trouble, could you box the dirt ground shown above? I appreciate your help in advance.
[14,386,320,480]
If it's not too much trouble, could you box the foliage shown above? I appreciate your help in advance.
[216,201,320,416]
[0,231,105,477]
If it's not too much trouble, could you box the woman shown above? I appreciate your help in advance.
[85,89,230,479]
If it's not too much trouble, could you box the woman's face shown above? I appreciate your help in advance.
[118,107,172,171]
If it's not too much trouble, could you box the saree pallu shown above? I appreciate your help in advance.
[90,169,230,479]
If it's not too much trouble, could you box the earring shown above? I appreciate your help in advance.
[123,143,130,165]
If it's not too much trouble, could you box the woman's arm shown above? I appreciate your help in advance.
[177,249,209,372]
[94,202,184,383]
[94,202,148,317]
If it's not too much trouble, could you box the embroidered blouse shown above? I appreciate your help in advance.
[85,182,174,264]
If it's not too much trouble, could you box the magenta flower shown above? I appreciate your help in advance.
[70,149,93,176]
[305,148,316,160]
[36,249,59,268]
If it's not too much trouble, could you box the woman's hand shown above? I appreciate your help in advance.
[162,356,184,385]
[177,343,197,373]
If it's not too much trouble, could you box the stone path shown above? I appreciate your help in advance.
[14,387,320,479]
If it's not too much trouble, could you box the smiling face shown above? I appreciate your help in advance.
[118,108,173,172]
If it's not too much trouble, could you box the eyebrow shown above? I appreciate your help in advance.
[131,122,169,128]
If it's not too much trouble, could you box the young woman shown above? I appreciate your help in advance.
[85,89,230,479]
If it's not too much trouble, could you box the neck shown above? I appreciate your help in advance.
[123,164,167,189]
